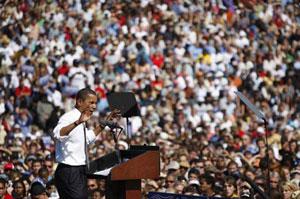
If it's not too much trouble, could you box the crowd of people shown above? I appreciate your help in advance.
[0,0,300,198]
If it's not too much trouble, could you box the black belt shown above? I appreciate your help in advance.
[58,163,86,168]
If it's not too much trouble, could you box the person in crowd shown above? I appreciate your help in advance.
[282,181,299,199]
[87,179,99,192]
[0,178,13,199]
[199,173,216,197]
[11,180,26,199]
[90,189,104,199]
[164,173,177,193]
[224,176,239,198]
[29,181,48,199]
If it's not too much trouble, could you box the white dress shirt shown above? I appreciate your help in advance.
[53,108,96,166]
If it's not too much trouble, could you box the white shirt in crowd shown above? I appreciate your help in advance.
[53,108,96,166]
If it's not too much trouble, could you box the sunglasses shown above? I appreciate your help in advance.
[166,180,175,183]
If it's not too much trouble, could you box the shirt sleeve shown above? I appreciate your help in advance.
[52,116,72,142]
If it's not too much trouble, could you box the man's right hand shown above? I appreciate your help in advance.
[77,109,94,124]
[60,109,93,136]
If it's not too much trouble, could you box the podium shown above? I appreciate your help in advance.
[87,145,160,199]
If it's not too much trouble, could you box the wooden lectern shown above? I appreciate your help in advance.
[87,145,160,199]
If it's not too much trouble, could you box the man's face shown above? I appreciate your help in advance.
[32,162,42,174]
[225,182,236,197]
[200,179,210,192]
[165,176,175,188]
[188,173,198,181]
[31,192,48,199]
[78,94,97,113]
[45,160,53,174]
[87,179,98,191]
[270,176,279,189]
[92,191,102,199]
[228,163,238,174]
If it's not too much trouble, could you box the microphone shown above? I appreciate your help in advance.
[99,120,122,129]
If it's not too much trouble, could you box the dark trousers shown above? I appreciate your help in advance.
[54,163,88,199]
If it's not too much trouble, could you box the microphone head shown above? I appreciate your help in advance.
[99,120,122,129]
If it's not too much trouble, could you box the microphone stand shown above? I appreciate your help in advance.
[83,122,90,171]
[110,128,123,164]
[234,91,271,198]
[240,173,269,199]
[263,118,271,198]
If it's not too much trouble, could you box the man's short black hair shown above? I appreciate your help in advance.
[76,88,97,101]
[188,167,200,177]
[0,178,7,185]
[200,173,215,185]
[30,181,46,196]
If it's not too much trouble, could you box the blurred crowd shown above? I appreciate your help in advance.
[0,0,300,198]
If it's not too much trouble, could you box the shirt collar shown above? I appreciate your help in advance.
[73,107,81,115]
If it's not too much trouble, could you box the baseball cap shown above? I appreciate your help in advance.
[0,174,9,182]
[4,163,14,170]
[26,155,37,162]
[166,161,180,170]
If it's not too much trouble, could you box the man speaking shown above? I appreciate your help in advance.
[52,88,120,198]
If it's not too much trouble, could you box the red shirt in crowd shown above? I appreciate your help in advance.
[57,63,70,75]
[151,53,164,69]
[2,193,13,199]
[15,86,32,97]
[95,86,106,99]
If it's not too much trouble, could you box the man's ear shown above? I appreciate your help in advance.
[77,98,83,106]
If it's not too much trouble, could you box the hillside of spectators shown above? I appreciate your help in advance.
[0,0,300,198]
